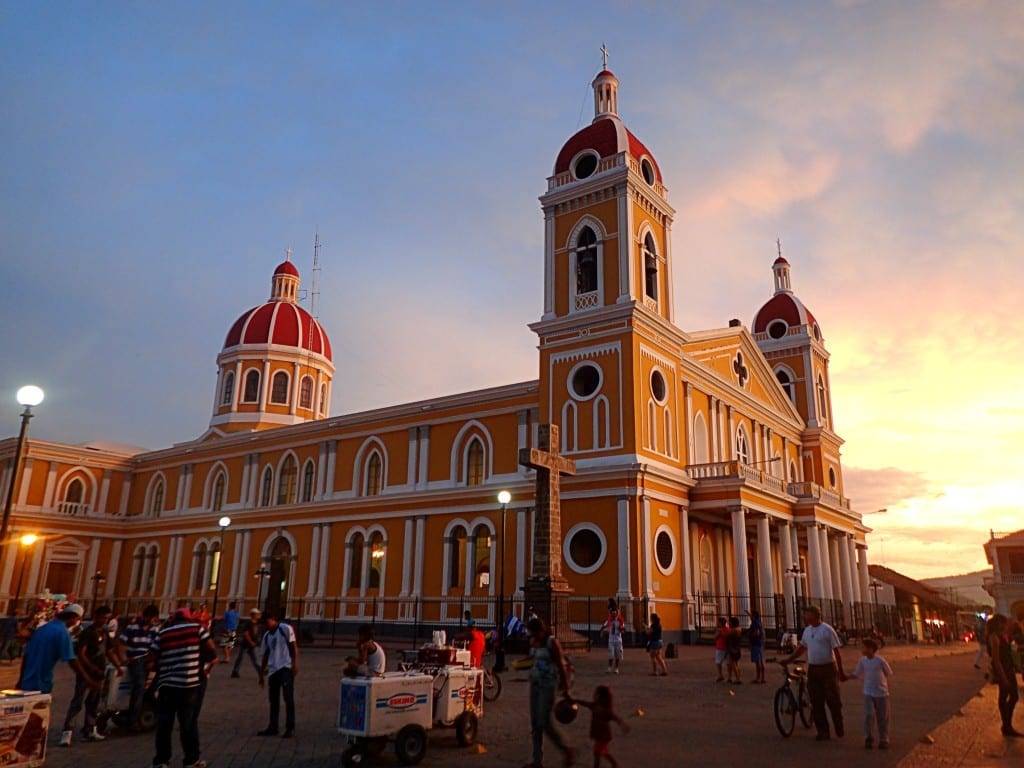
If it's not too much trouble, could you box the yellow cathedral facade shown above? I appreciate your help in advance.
[0,66,870,638]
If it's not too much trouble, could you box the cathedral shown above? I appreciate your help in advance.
[0,65,870,638]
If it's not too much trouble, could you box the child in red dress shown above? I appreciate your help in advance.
[575,685,629,767]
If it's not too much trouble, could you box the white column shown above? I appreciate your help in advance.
[260,360,271,408]
[709,398,719,461]
[16,459,33,507]
[105,540,122,597]
[317,524,331,596]
[616,498,631,599]
[325,441,337,497]
[818,527,834,600]
[779,521,795,608]
[0,463,11,509]
[714,527,727,594]
[228,530,241,597]
[169,537,185,597]
[238,531,252,598]
[42,465,58,509]
[0,541,17,598]
[26,540,44,595]
[857,546,870,605]
[517,411,528,475]
[806,525,824,598]
[828,534,843,600]
[641,498,654,598]
[316,443,327,500]
[756,514,775,599]
[847,536,862,603]
[305,525,321,597]
[616,191,634,303]
[118,476,132,516]
[82,539,101,597]
[683,382,693,461]
[406,429,418,488]
[731,507,751,616]
[400,519,413,596]
[412,517,425,598]
[97,471,112,515]
[542,209,556,318]
[679,505,692,600]
[230,360,242,412]
[514,507,526,594]
[838,535,855,609]
[417,427,430,490]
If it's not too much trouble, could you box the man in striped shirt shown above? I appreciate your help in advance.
[148,610,217,768]
[118,604,160,730]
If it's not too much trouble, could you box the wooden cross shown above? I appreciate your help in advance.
[519,424,576,586]
[600,43,609,70]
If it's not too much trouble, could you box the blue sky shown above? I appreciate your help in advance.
[2,2,1022,576]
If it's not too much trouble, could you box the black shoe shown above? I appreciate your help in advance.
[281,730,294,739]
[257,728,279,737]
[864,738,874,749]
[835,723,845,738]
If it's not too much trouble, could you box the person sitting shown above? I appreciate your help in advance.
[343,624,386,677]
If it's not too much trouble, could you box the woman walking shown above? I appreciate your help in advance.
[988,614,1022,737]
[523,618,576,768]
[647,614,668,676]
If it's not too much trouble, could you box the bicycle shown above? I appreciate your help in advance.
[482,661,502,703]
[773,662,812,737]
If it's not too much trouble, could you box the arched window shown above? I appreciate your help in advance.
[221,371,235,406]
[301,460,315,503]
[691,412,709,464]
[271,371,289,404]
[368,532,386,589]
[150,478,164,516]
[319,383,328,414]
[775,368,796,403]
[260,467,273,507]
[448,526,467,590]
[299,376,313,409]
[473,524,492,590]
[699,536,713,594]
[348,532,364,590]
[65,478,84,504]
[735,425,750,465]
[277,455,297,505]
[817,375,829,426]
[211,471,226,512]
[144,545,159,593]
[365,452,383,496]
[243,369,261,402]
[574,226,598,296]
[466,439,485,486]
[789,460,798,482]
[132,546,145,592]
[207,541,221,591]
[643,233,658,301]
[193,543,207,592]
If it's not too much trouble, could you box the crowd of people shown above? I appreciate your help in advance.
[15,599,303,768]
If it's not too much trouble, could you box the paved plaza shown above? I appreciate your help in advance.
[22,642,995,767]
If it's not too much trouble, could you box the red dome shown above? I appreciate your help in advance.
[274,260,300,277]
[224,301,332,361]
[753,292,819,336]
[554,116,661,182]
[773,256,789,266]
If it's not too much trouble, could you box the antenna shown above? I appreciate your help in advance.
[311,231,321,320]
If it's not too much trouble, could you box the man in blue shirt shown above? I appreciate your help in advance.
[17,604,97,694]
[220,602,240,662]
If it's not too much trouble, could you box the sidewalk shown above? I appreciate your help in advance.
[898,680,1024,767]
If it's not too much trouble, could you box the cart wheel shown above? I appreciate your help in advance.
[341,745,364,767]
[455,711,478,747]
[394,724,428,765]
[137,704,158,733]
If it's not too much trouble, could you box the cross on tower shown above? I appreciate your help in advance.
[777,237,782,260]
[600,43,609,70]
[519,424,576,587]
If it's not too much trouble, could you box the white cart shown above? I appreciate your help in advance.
[0,690,51,768]
[337,666,484,766]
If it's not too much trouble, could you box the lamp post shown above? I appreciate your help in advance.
[90,570,106,607]
[494,490,511,673]
[211,516,231,619]
[1,387,44,561]
[254,565,271,612]
[8,533,38,616]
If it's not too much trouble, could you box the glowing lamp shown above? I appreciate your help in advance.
[218,515,232,529]
[497,490,512,505]
[16,386,44,408]
[19,533,38,547]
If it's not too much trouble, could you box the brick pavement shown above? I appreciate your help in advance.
[32,642,982,767]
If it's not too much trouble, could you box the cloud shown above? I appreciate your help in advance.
[843,466,932,514]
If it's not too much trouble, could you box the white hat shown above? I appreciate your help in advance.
[62,603,84,617]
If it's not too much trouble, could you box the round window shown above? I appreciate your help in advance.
[650,369,667,404]
[640,157,655,185]
[573,152,598,180]
[655,529,675,573]
[570,363,601,400]
[768,320,788,339]
[565,525,606,573]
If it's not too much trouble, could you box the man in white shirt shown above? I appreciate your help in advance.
[257,612,298,738]
[781,605,848,740]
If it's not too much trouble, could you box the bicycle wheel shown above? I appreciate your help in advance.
[797,681,812,728]
[773,687,797,738]
[483,669,502,702]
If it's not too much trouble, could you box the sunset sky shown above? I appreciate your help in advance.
[2,2,1021,579]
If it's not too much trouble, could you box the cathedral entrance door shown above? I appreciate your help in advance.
[265,537,292,618]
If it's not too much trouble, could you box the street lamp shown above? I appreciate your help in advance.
[90,570,106,607]
[211,516,231,618]
[1,387,44,559]
[494,490,511,672]
[9,533,38,616]
[254,565,271,612]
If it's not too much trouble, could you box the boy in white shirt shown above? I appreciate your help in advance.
[852,637,893,749]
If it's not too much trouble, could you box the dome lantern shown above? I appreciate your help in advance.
[271,252,300,303]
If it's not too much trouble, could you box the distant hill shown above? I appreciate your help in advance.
[921,569,994,609]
